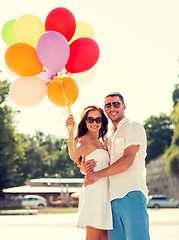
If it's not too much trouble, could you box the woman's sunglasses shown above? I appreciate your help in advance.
[104,101,121,109]
[86,117,102,124]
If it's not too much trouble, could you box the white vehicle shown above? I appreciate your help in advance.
[22,195,47,208]
[147,195,179,208]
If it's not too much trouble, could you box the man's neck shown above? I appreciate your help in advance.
[112,116,125,131]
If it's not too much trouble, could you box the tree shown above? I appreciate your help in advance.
[170,102,179,146]
[165,102,179,176]
[0,78,25,197]
[165,145,179,176]
[20,132,83,179]
[144,113,173,163]
[172,83,179,107]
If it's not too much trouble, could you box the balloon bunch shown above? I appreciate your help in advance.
[2,7,100,111]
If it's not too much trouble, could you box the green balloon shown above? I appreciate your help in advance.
[2,19,19,46]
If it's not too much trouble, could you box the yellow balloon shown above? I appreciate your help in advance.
[14,14,45,47]
[69,21,95,44]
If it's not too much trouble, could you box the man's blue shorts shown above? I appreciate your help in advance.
[108,191,150,240]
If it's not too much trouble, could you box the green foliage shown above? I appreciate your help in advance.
[0,79,25,197]
[144,113,173,163]
[165,145,179,176]
[21,131,83,180]
[164,84,179,176]
[170,103,179,146]
[0,75,83,195]
[172,83,179,107]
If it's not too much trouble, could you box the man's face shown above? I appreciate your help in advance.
[104,96,126,124]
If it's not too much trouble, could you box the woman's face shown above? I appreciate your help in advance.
[85,110,102,133]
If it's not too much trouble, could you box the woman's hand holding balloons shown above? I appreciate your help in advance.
[66,114,76,132]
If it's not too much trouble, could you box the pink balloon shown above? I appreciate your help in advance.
[37,31,70,73]
[10,76,48,107]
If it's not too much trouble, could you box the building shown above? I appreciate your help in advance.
[3,178,84,205]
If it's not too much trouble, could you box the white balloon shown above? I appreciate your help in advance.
[71,67,95,86]
[10,76,48,107]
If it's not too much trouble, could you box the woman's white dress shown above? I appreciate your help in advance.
[77,149,113,230]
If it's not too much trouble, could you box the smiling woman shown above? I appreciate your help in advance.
[65,105,112,240]
[66,105,108,162]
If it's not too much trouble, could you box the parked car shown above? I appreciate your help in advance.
[50,197,78,207]
[147,195,179,208]
[50,198,68,207]
[21,195,47,208]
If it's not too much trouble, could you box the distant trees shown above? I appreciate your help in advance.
[172,83,179,107]
[0,78,25,197]
[165,84,179,176]
[21,131,83,180]
[144,114,173,163]
[143,83,179,177]
[0,76,82,198]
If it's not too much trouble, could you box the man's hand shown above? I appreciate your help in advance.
[84,159,97,173]
[84,171,100,187]
[80,158,97,174]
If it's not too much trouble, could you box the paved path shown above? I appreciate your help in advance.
[0,209,179,239]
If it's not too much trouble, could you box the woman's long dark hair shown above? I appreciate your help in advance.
[75,105,108,142]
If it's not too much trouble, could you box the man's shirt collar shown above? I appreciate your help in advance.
[111,117,129,132]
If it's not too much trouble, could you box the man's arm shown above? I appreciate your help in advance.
[84,144,139,186]
[80,159,97,175]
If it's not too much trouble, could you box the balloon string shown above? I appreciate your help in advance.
[48,73,72,115]
[58,79,72,132]
[48,71,73,132]
[52,75,72,131]
[58,78,71,115]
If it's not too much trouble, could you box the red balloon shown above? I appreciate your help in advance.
[65,37,100,73]
[45,7,76,42]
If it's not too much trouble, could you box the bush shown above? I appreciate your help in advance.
[165,146,179,176]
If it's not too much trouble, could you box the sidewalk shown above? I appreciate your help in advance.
[0,209,38,215]
[0,209,179,239]
[149,209,179,240]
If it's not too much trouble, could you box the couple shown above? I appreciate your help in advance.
[66,92,150,240]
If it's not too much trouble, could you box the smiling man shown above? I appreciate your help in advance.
[84,92,150,240]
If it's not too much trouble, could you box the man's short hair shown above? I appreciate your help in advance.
[105,92,124,104]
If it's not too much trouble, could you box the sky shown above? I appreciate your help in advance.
[0,0,179,138]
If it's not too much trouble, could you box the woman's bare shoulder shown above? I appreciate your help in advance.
[79,135,90,144]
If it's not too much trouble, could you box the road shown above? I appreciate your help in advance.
[0,209,179,240]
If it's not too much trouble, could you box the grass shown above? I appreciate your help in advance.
[39,207,78,214]
[0,207,78,214]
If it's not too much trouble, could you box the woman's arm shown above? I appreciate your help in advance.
[66,114,87,161]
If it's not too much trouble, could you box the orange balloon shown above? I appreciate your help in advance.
[47,76,79,107]
[5,43,43,76]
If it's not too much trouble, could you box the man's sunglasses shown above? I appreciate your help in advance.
[86,117,103,124]
[104,101,121,109]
